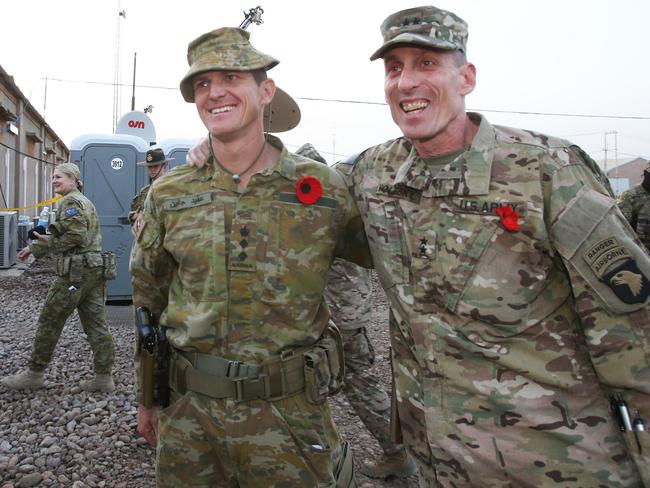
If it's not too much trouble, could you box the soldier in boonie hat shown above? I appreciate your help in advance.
[369,5,468,60]
[180,27,300,133]
[128,147,172,228]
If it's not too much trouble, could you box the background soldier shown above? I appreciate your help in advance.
[346,6,650,486]
[618,161,650,251]
[130,27,369,487]
[296,143,416,479]
[2,163,115,392]
[128,147,171,229]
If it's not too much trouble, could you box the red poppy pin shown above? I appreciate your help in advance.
[296,176,323,205]
[496,205,520,232]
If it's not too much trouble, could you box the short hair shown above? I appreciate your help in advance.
[251,69,268,85]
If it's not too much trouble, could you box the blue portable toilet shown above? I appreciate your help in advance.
[70,133,150,300]
[158,138,200,170]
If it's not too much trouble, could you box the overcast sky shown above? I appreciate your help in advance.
[4,0,649,169]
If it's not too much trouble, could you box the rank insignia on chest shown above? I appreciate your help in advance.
[65,207,78,217]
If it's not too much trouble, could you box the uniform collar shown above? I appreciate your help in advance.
[193,134,297,186]
[393,112,495,197]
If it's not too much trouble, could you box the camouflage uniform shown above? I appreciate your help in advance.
[619,182,650,251]
[292,144,399,459]
[349,113,650,487]
[130,135,370,487]
[28,189,114,375]
[130,183,151,223]
[326,159,400,458]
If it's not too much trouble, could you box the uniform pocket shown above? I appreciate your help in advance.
[456,225,553,332]
[261,201,336,304]
[367,200,409,290]
[552,187,650,315]
[163,200,227,301]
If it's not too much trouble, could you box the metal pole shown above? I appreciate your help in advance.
[131,52,137,111]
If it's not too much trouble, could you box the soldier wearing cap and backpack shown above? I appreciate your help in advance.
[129,27,370,487]
[128,147,172,233]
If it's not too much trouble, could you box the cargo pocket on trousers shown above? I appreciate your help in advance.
[273,395,335,485]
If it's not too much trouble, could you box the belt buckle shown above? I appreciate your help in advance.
[226,360,243,378]
[233,373,270,402]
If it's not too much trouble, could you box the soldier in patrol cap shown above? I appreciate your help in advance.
[342,5,650,486]
[2,163,115,393]
[295,143,417,480]
[128,147,172,232]
[619,160,650,251]
[130,27,370,487]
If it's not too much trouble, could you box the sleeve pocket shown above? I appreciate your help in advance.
[551,186,650,315]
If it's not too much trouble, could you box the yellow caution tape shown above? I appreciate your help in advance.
[0,195,63,212]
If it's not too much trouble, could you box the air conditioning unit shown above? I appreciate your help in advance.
[17,221,33,249]
[0,212,18,268]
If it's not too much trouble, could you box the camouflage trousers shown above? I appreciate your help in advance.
[341,327,400,455]
[156,390,345,487]
[29,268,114,375]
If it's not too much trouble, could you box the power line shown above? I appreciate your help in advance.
[0,141,56,166]
[44,77,650,121]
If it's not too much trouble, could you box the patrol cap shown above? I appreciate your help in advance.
[370,6,469,61]
[180,27,300,132]
[137,147,174,166]
[295,143,327,164]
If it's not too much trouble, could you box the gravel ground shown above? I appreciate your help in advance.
[0,258,417,487]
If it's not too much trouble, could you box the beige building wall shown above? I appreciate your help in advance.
[0,64,69,217]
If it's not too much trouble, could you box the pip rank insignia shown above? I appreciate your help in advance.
[602,260,650,304]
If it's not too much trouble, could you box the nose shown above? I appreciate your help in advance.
[397,66,420,92]
[208,81,226,99]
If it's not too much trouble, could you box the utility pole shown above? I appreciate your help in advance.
[131,53,137,111]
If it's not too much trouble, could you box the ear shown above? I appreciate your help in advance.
[459,62,476,96]
[260,78,276,107]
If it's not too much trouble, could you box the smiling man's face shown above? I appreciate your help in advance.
[383,46,475,151]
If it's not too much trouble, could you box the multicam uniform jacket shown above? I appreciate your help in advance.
[619,184,650,252]
[130,135,370,392]
[349,113,650,487]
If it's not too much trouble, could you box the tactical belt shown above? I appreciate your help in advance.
[169,348,306,402]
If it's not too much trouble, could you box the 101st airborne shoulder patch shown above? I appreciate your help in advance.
[584,237,650,304]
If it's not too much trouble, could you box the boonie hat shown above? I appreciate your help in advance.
[180,27,300,133]
[370,5,469,61]
[137,148,174,166]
